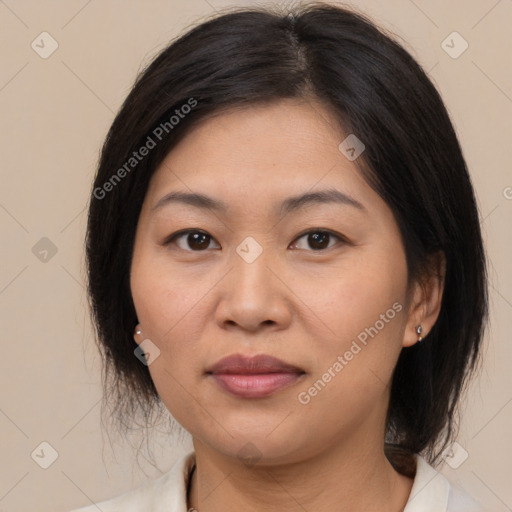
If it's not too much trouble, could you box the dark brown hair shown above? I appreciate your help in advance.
[85,2,488,474]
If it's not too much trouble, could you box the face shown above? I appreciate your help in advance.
[130,98,420,465]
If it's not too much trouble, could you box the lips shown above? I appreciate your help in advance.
[206,354,305,398]
[206,354,304,375]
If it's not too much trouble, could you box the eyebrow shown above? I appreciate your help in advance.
[151,188,366,216]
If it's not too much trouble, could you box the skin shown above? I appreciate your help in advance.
[130,98,445,512]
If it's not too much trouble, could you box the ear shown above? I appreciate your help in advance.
[403,251,446,348]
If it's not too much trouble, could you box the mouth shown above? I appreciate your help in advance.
[206,354,306,398]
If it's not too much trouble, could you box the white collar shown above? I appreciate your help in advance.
[403,454,450,511]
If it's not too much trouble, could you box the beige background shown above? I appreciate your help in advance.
[0,0,511,510]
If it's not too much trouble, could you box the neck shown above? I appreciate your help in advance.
[187,437,414,512]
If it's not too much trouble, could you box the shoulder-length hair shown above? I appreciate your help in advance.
[85,1,488,474]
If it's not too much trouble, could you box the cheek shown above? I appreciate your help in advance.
[130,246,215,401]
[299,248,408,403]
[131,244,209,344]
[130,260,207,426]
[308,247,407,346]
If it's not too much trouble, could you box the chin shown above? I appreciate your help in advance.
[192,423,319,467]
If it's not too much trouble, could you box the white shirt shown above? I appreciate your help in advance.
[69,450,485,511]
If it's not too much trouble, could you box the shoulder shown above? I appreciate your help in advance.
[68,451,195,512]
[404,454,486,512]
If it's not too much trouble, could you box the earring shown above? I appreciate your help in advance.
[416,325,423,342]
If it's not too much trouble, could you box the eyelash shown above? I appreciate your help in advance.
[163,228,348,252]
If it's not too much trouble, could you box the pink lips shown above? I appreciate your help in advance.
[206,354,305,398]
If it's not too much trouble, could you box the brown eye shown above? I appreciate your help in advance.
[292,230,344,251]
[165,230,220,251]
[307,232,330,250]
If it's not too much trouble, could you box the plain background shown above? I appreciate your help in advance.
[0,0,511,510]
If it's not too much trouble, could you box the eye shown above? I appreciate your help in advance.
[164,229,220,251]
[163,228,347,252]
[291,229,346,251]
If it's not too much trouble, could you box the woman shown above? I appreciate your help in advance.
[73,2,488,510]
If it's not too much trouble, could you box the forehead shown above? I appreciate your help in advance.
[143,99,379,216]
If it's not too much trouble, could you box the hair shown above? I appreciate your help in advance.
[85,1,488,476]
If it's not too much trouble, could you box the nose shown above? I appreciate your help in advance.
[214,241,293,334]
